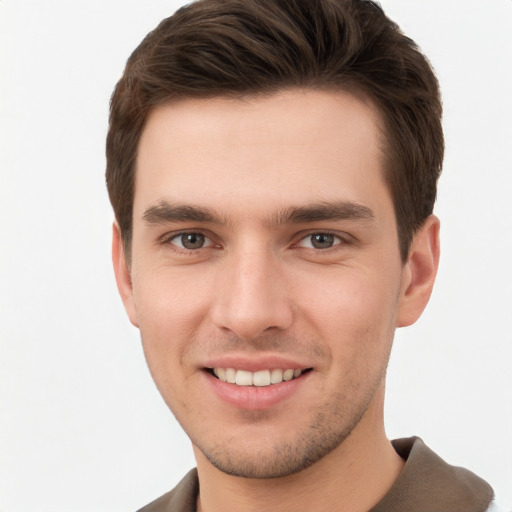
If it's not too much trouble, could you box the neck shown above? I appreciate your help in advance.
[194,390,404,512]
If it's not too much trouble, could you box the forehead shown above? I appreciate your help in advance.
[134,89,390,221]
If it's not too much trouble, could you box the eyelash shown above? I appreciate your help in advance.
[160,231,217,252]
[159,230,351,254]
[295,231,346,251]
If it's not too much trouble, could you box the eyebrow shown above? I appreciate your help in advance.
[142,200,375,226]
[274,201,375,225]
[142,201,223,224]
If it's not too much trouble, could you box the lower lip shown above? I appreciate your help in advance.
[203,371,311,410]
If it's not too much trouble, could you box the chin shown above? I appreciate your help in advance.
[195,411,361,479]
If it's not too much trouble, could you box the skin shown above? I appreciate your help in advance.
[113,89,440,512]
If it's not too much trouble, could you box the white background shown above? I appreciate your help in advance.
[0,1,511,510]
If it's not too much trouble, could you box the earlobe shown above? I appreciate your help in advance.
[396,215,440,327]
[112,222,139,328]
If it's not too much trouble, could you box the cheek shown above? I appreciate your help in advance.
[131,268,213,379]
[295,266,400,358]
[301,264,399,319]
[134,262,212,327]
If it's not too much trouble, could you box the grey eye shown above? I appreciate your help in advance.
[310,233,336,249]
[296,232,343,250]
[177,233,207,249]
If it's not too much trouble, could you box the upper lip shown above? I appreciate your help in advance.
[203,354,312,372]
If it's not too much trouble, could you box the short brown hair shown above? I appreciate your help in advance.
[106,0,443,261]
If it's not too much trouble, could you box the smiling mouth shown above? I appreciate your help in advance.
[207,367,312,387]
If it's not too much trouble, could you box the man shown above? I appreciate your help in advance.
[106,0,501,510]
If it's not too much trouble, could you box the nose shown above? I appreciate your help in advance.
[211,246,294,340]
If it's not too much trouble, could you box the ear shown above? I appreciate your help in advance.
[396,215,440,327]
[112,222,139,327]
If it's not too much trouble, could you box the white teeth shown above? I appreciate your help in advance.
[235,370,253,386]
[270,368,283,384]
[253,370,271,387]
[283,369,294,381]
[212,367,305,386]
[226,368,236,384]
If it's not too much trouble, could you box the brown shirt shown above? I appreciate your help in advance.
[137,437,494,512]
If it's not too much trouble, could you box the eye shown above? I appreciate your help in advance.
[297,232,343,250]
[169,232,214,250]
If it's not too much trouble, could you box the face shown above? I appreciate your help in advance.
[114,90,432,478]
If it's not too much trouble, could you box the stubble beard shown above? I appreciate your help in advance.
[192,382,382,479]
[153,326,396,480]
